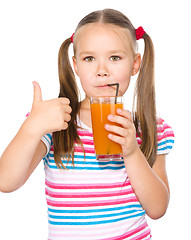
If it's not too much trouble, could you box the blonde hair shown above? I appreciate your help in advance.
[53,8,157,169]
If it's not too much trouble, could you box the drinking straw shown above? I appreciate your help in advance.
[106,83,119,155]
[107,83,119,103]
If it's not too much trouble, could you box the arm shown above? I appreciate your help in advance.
[105,109,170,219]
[0,82,72,193]
[123,151,169,219]
[0,123,46,192]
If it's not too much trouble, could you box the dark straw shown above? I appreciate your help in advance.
[107,83,119,103]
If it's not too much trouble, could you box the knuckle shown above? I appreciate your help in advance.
[63,122,68,130]
[69,106,72,113]
[61,97,70,105]
[65,98,70,104]
[65,113,71,122]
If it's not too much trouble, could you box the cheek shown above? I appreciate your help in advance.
[77,63,95,82]
[116,69,132,95]
[118,80,130,96]
[77,71,95,94]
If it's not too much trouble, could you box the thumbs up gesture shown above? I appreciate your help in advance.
[27,81,72,137]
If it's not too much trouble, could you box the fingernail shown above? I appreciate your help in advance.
[108,114,114,119]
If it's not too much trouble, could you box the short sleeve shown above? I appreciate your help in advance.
[157,118,175,155]
[41,133,53,157]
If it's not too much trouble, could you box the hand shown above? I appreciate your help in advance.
[27,81,72,136]
[105,109,139,159]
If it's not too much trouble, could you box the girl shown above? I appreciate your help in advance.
[0,9,174,240]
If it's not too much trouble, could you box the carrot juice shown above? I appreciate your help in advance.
[90,96,123,158]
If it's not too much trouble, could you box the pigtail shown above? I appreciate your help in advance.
[53,38,83,169]
[133,33,157,167]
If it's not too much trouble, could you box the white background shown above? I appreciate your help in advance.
[0,0,190,239]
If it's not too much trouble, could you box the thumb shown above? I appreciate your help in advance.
[32,81,42,104]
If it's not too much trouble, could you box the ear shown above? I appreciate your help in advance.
[132,53,141,76]
[72,56,79,76]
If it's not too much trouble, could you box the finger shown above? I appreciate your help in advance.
[116,109,133,122]
[32,81,42,104]
[62,122,69,131]
[107,114,132,129]
[64,112,71,122]
[57,97,70,105]
[108,133,123,145]
[105,124,127,137]
[64,105,72,114]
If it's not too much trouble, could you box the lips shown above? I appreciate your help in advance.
[96,83,117,89]
[97,85,110,88]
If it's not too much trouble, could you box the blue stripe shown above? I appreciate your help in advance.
[48,204,143,214]
[43,158,48,165]
[158,145,173,152]
[48,209,145,220]
[48,212,145,225]
[48,159,124,166]
[45,162,125,170]
[43,134,52,144]
[74,155,96,159]
[158,139,174,147]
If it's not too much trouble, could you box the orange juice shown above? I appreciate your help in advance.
[90,97,123,155]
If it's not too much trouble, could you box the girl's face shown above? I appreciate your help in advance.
[73,23,141,98]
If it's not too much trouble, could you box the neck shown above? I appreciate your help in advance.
[79,97,92,129]
[81,97,91,110]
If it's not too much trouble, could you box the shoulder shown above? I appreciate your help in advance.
[156,118,175,155]
[136,118,175,155]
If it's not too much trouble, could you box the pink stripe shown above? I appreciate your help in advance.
[157,122,173,133]
[77,130,93,137]
[132,229,151,240]
[48,229,151,240]
[74,146,95,153]
[45,179,130,189]
[48,220,150,239]
[45,188,134,198]
[158,131,174,141]
[100,222,149,240]
[47,197,138,207]
[81,139,94,145]
[162,123,171,129]
[48,219,149,239]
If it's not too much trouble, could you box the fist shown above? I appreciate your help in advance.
[28,81,72,136]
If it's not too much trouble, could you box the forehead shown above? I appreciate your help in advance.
[74,23,135,54]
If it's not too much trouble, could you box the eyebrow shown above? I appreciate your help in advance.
[79,50,126,56]
[79,51,95,56]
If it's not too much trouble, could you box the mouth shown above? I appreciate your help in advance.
[96,83,118,88]
[96,84,110,88]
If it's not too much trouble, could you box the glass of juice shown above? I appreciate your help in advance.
[90,96,123,161]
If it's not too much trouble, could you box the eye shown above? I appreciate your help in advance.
[110,56,121,61]
[84,56,95,62]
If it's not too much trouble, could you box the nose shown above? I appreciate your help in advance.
[97,71,109,77]
[96,61,109,77]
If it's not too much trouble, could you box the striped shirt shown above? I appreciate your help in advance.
[41,117,174,240]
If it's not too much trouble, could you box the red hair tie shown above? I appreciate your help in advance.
[71,33,74,43]
[135,26,145,40]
